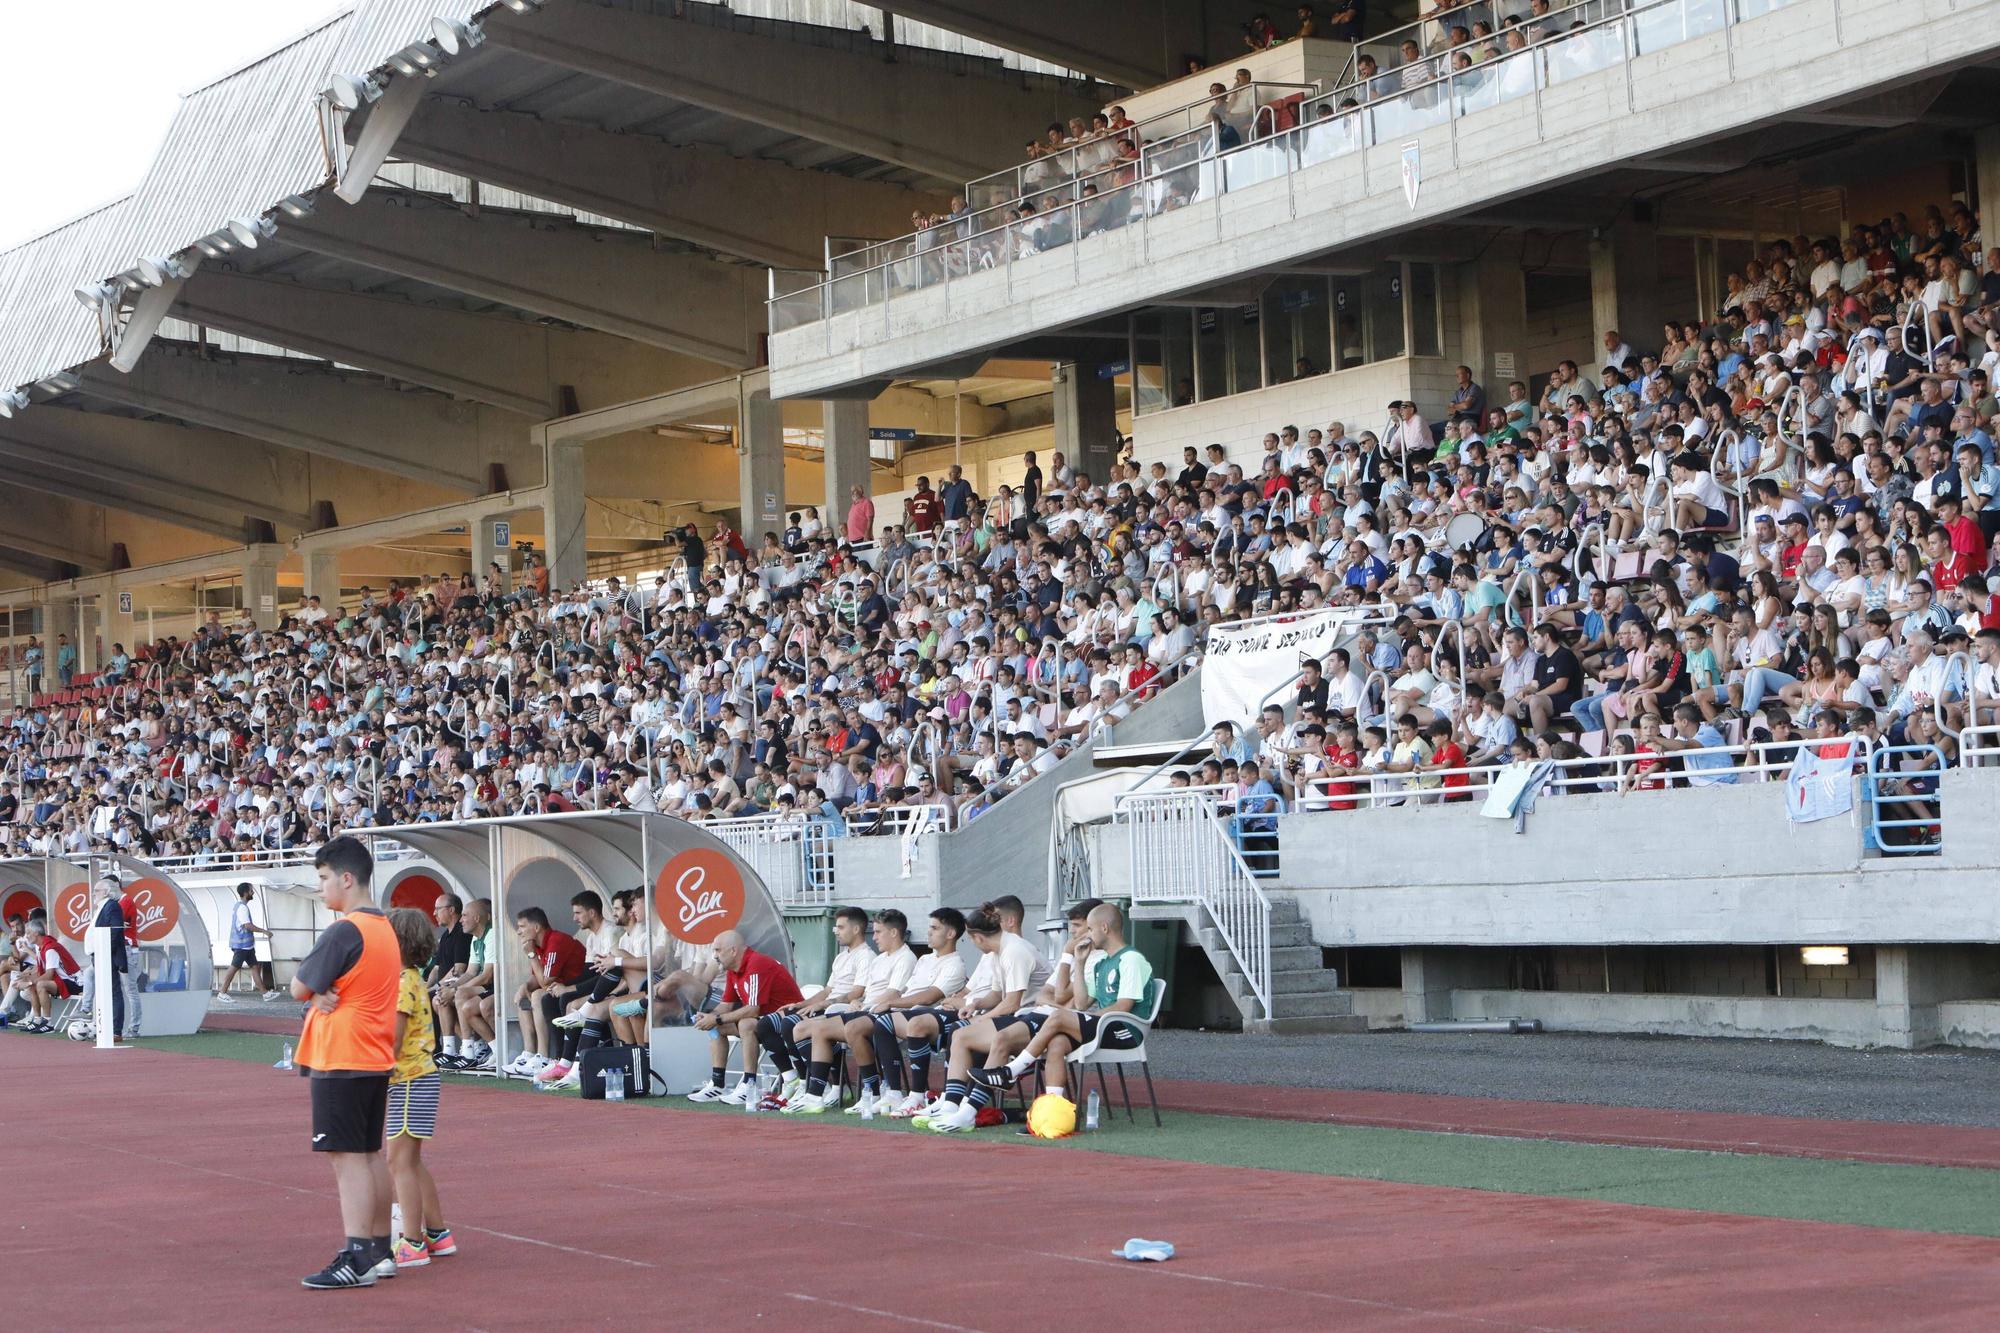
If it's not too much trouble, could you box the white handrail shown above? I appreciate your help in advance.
[1936,650,1973,743]
[1841,331,1879,421]
[1904,299,1934,371]
[1504,566,1542,629]
[1114,785,1271,1019]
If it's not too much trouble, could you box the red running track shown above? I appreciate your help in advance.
[7,1036,2000,1331]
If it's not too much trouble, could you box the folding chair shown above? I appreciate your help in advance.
[1064,979,1166,1127]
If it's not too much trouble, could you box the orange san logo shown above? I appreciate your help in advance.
[127,878,181,943]
[655,848,743,946]
[54,882,90,941]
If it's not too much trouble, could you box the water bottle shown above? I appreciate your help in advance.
[744,1081,760,1113]
[274,1040,293,1071]
[860,1093,876,1121]
[603,1066,625,1102]
[1085,1089,1101,1131]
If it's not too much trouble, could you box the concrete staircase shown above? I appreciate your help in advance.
[1139,897,1366,1035]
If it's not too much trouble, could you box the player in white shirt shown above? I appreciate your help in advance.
[750,907,871,1101]
[836,908,970,1115]
[784,910,917,1113]
[886,906,1041,1119]
[916,897,1099,1130]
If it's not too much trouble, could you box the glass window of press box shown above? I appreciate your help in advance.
[1130,261,1443,414]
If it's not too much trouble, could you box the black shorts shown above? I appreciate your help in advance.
[897,1007,960,1052]
[230,947,259,968]
[988,1011,1048,1037]
[310,1074,391,1154]
[1075,1013,1142,1051]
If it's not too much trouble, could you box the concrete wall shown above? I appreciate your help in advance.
[1271,768,2000,948]
[773,0,1991,399]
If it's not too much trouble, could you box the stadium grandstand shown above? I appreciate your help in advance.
[4,0,2000,1078]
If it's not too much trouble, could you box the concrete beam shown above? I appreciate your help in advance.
[0,408,284,538]
[174,271,719,418]
[0,490,114,571]
[276,191,763,368]
[398,101,936,270]
[292,488,547,558]
[78,351,537,494]
[878,1,1263,89]
[486,2,1099,184]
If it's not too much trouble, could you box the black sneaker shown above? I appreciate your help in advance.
[302,1249,377,1290]
[969,1065,1017,1089]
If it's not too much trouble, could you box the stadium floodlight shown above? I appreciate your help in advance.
[225,215,277,249]
[499,0,544,13]
[277,195,316,219]
[388,51,423,77]
[193,236,224,257]
[135,255,194,287]
[73,281,119,309]
[37,373,80,394]
[0,389,27,419]
[326,72,383,111]
[430,17,485,55]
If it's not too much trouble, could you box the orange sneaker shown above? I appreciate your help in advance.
[393,1237,431,1269]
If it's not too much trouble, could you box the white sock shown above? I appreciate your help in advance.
[1006,1052,1034,1075]
[1044,1083,1066,1099]
[442,1037,459,1055]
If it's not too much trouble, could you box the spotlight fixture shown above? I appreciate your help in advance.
[193,237,224,258]
[73,281,119,309]
[225,215,277,249]
[135,255,194,287]
[0,389,27,419]
[430,17,485,54]
[326,71,384,111]
[500,0,544,12]
[277,195,316,218]
[388,52,422,77]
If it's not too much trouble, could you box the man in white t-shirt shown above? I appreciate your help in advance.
[745,906,871,1103]
[836,908,970,1115]
[1670,455,1731,532]
[784,909,917,1113]
[885,906,1040,1119]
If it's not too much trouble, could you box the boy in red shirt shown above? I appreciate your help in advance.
[1423,719,1470,800]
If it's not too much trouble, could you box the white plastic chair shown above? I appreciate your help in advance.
[1064,977,1166,1127]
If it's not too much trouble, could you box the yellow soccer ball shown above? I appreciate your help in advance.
[1027,1092,1077,1139]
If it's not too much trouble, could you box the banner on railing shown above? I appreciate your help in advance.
[1201,609,1361,727]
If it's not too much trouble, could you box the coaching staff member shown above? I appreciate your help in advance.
[293,836,402,1290]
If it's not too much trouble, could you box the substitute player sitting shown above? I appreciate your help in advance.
[922,898,1099,1132]
[782,909,916,1114]
[837,908,968,1116]
[886,907,1039,1119]
[14,918,81,1032]
[976,903,1154,1103]
[751,906,871,1099]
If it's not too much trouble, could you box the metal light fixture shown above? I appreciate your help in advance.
[193,237,224,257]
[135,255,194,287]
[500,0,544,12]
[430,17,485,54]
[37,373,79,394]
[326,71,384,111]
[225,215,277,249]
[277,195,316,219]
[388,52,422,77]
[73,281,119,309]
[0,389,27,419]
[1799,946,1849,967]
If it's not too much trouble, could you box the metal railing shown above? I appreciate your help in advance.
[1116,784,1271,1019]
[1295,736,1871,810]
[705,811,838,909]
[773,0,1791,336]
[1862,743,1944,856]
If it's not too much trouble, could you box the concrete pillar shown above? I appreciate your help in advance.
[1399,947,1511,1025]
[41,594,79,690]
[1053,361,1119,487]
[102,591,138,666]
[473,515,511,595]
[1875,944,1992,1051]
[303,549,341,607]
[822,399,871,541]
[546,439,587,591]
[243,545,282,631]
[739,387,785,545]
[1589,214,1662,368]
[1978,128,2000,277]
[1458,246,1528,395]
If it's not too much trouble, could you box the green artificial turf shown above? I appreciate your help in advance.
[47,1026,2000,1238]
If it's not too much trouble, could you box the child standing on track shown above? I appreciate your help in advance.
[385,907,456,1269]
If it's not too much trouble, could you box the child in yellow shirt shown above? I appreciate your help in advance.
[385,908,455,1269]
